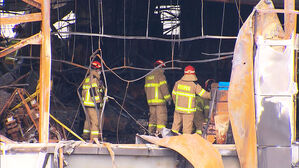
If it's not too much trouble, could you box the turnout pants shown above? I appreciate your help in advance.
[148,105,167,134]
[194,110,204,134]
[172,112,194,134]
[82,107,103,140]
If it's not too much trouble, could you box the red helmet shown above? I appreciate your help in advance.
[91,61,101,69]
[154,60,166,67]
[184,65,195,75]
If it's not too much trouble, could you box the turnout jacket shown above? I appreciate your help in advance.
[172,74,210,113]
[81,70,105,107]
[145,68,171,105]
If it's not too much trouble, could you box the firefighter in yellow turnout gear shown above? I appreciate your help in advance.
[145,60,172,135]
[171,65,211,134]
[194,96,210,135]
[194,79,214,135]
[81,61,105,141]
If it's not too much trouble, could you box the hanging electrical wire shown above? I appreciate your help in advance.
[52,32,237,42]
[88,0,94,52]
[218,1,226,58]
[146,0,150,37]
[30,20,34,71]
[16,52,231,79]
[15,55,182,71]
[97,51,151,138]
[98,50,108,142]
[71,0,77,62]
[174,55,232,64]
[123,0,126,66]
[202,51,233,56]
[94,0,105,142]
[96,51,232,83]
[201,0,204,36]
[116,82,130,144]
[98,0,104,49]
[234,0,244,26]
[109,96,150,135]
[99,0,104,35]
[67,104,81,139]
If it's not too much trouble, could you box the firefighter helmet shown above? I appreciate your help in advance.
[184,65,195,75]
[91,61,102,69]
[154,60,166,67]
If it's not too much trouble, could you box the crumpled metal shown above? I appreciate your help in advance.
[140,134,224,168]
[228,0,285,167]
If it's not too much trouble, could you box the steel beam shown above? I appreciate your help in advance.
[0,13,41,25]
[284,0,296,38]
[0,33,41,58]
[284,0,297,142]
[22,0,41,9]
[39,0,51,143]
[17,89,39,132]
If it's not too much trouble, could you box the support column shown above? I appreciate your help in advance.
[39,0,51,143]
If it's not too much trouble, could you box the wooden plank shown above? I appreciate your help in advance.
[39,0,51,143]
[22,0,41,9]
[0,33,41,58]
[0,13,41,25]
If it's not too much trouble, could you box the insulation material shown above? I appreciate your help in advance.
[254,39,296,145]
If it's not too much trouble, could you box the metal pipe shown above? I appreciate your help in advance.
[52,32,237,41]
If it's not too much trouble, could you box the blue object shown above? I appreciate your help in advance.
[218,82,229,90]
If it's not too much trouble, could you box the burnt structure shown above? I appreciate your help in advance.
[0,0,298,144]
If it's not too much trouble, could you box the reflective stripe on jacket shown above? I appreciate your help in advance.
[145,68,171,105]
[172,74,211,114]
[82,70,104,107]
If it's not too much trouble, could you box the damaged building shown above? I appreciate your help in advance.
[0,0,298,168]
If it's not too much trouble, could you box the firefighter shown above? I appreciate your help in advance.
[193,79,214,135]
[194,95,210,135]
[144,60,172,135]
[81,60,105,141]
[171,65,211,134]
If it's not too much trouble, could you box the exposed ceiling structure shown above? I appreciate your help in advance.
[206,0,296,8]
[0,0,298,144]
